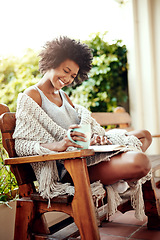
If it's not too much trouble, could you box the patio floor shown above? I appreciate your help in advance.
[98,210,160,240]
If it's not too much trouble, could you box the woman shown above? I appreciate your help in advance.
[13,36,152,219]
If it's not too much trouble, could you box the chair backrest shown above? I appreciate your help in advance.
[0,104,36,197]
[91,107,133,131]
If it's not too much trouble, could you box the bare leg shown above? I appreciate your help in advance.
[88,151,151,185]
[127,129,152,152]
[62,130,152,185]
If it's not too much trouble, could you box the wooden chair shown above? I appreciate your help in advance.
[0,104,100,240]
[1,104,160,240]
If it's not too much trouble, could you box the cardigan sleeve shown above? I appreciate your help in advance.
[13,93,67,157]
[14,139,59,156]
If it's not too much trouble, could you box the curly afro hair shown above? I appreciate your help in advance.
[39,36,93,85]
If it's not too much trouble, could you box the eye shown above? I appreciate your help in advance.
[71,75,75,79]
[63,69,76,80]
[63,69,69,73]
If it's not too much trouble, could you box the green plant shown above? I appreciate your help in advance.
[65,32,128,112]
[0,32,128,113]
[0,49,41,202]
[0,49,41,111]
[0,138,18,202]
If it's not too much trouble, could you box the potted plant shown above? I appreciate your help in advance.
[0,139,18,240]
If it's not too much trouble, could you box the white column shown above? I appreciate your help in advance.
[128,0,160,154]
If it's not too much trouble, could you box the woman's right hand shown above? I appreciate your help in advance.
[41,124,87,152]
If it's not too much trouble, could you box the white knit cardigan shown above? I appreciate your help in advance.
[13,93,151,220]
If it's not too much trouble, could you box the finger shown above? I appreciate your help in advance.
[65,135,83,148]
[69,124,80,129]
[70,131,87,139]
[96,136,101,143]
[70,142,84,148]
[92,135,101,144]
[90,138,97,145]
[101,136,107,145]
[99,136,103,145]
[72,136,87,142]
[104,136,112,145]
[68,139,84,149]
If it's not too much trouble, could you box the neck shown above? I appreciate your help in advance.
[38,75,59,95]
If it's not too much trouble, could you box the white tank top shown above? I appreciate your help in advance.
[34,86,80,130]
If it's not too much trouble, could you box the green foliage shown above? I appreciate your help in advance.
[0,49,41,111]
[0,32,128,113]
[0,138,18,202]
[65,32,128,112]
[0,49,40,201]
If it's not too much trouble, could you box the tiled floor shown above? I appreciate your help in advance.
[97,155,160,240]
[98,210,160,240]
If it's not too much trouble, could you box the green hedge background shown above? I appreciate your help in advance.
[0,32,128,112]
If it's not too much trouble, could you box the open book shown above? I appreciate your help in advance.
[88,144,127,152]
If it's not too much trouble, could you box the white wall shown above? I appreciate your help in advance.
[0,201,16,240]
[127,0,160,154]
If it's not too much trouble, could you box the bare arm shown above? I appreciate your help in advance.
[41,124,88,152]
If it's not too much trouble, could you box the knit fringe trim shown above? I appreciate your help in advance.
[39,164,105,209]
[105,185,122,219]
[105,170,152,221]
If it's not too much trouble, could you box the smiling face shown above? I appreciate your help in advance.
[49,59,79,90]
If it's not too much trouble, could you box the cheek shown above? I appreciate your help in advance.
[51,71,59,81]
[50,75,58,87]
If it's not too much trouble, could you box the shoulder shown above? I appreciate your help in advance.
[24,86,42,106]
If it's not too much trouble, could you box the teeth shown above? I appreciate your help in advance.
[59,79,64,85]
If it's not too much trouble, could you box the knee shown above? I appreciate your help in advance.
[134,152,151,178]
[143,130,152,145]
[141,129,152,148]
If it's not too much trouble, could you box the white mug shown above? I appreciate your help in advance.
[67,124,91,149]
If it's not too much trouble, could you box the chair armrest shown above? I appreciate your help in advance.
[152,134,160,138]
[4,149,95,165]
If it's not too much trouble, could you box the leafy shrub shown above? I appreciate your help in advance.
[65,32,128,112]
[0,138,18,202]
[0,49,40,201]
[0,32,128,112]
[0,49,41,111]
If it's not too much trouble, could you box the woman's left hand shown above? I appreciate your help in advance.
[90,134,112,145]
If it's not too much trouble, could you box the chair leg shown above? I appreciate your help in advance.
[147,216,160,230]
[32,214,50,235]
[142,180,160,230]
[14,198,35,240]
[14,198,50,240]
[65,158,100,240]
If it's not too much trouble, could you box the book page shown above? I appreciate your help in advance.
[89,144,126,152]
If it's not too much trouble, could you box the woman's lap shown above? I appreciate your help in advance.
[88,151,151,185]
